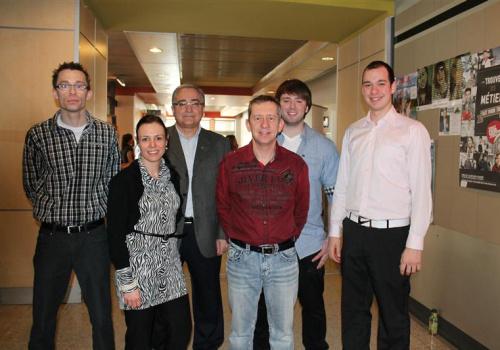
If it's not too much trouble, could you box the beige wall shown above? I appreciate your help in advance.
[336,18,389,150]
[0,0,108,303]
[395,1,500,347]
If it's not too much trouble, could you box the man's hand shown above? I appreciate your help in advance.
[328,237,341,263]
[400,248,423,276]
[123,289,141,308]
[216,239,229,256]
[311,237,330,269]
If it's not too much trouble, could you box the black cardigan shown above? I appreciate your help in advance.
[107,159,182,269]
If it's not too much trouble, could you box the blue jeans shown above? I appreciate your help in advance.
[226,241,298,350]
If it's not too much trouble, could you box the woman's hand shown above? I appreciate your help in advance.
[123,289,141,308]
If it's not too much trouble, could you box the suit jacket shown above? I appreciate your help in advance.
[166,126,231,258]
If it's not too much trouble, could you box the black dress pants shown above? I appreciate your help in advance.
[28,225,115,350]
[154,223,224,350]
[341,218,411,350]
[125,295,191,350]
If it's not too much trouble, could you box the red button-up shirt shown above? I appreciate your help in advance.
[216,142,309,246]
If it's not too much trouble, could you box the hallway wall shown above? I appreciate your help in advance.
[0,0,108,303]
[394,1,500,348]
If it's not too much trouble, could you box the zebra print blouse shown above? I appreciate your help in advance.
[114,158,187,310]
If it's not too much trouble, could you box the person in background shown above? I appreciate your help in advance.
[329,61,432,349]
[153,84,230,350]
[217,95,309,349]
[108,115,191,350]
[121,133,135,168]
[23,61,118,349]
[492,153,500,172]
[253,79,339,350]
[226,134,239,150]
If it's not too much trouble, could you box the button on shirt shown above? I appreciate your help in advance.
[216,142,309,246]
[278,124,339,258]
[177,125,201,217]
[329,107,432,250]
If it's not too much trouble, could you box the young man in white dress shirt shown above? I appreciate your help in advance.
[329,61,433,349]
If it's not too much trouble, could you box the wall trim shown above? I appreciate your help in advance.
[409,297,488,350]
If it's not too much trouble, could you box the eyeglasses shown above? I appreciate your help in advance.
[172,100,204,108]
[56,83,88,91]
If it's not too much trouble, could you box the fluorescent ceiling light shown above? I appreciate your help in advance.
[116,77,126,87]
[149,47,163,53]
[322,56,334,61]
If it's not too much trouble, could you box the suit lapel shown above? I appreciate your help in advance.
[194,129,210,171]
[167,126,188,170]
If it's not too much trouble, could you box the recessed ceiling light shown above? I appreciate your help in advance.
[158,73,167,77]
[149,47,163,53]
[267,90,274,94]
[211,97,216,100]
[322,56,334,61]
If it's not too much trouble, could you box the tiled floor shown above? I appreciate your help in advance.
[0,260,455,349]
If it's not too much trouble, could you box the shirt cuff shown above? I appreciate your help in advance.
[115,267,139,293]
[405,232,424,251]
[328,224,342,238]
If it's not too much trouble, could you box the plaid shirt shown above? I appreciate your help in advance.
[23,110,120,225]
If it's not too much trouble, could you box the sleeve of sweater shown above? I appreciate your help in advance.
[107,162,141,270]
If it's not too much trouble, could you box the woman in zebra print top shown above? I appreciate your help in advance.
[107,115,191,349]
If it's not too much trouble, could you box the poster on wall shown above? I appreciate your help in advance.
[439,104,461,136]
[394,73,417,119]
[459,47,500,192]
[417,65,433,110]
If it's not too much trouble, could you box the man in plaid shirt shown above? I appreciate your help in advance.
[23,62,119,350]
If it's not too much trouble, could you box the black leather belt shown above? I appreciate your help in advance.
[41,219,105,234]
[230,238,295,254]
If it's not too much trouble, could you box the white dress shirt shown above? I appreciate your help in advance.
[176,125,201,217]
[329,106,432,250]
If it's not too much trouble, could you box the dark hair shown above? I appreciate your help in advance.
[136,114,167,136]
[464,87,471,94]
[226,135,238,150]
[121,133,133,150]
[275,79,312,115]
[172,84,205,105]
[433,61,448,88]
[247,95,282,118]
[363,61,395,84]
[52,62,91,90]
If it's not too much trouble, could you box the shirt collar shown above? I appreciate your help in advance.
[242,141,283,163]
[51,110,93,131]
[363,106,398,127]
[277,122,310,144]
[176,124,201,141]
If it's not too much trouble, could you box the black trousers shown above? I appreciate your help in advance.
[125,295,191,350]
[153,223,224,350]
[341,218,411,350]
[28,225,115,350]
[253,251,329,350]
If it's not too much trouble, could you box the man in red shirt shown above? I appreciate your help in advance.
[216,95,309,349]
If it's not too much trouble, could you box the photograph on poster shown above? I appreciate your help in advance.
[462,53,479,88]
[439,105,461,136]
[450,55,464,100]
[432,60,451,104]
[394,73,417,119]
[417,66,432,109]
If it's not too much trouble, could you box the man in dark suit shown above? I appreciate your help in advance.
[156,84,230,349]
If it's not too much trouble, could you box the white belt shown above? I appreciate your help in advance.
[347,212,410,229]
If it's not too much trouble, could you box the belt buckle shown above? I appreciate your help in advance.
[260,245,276,254]
[358,216,372,228]
[67,225,83,234]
